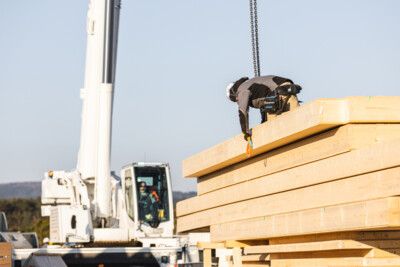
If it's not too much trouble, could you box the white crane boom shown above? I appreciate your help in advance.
[77,0,121,219]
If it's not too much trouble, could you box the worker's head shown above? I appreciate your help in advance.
[226,82,236,102]
[226,77,249,102]
[43,237,50,244]
[139,182,147,193]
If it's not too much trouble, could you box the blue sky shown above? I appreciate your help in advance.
[1,1,399,192]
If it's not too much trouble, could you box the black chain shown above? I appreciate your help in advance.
[254,0,260,77]
[249,0,260,77]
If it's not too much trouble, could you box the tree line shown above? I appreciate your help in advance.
[0,197,49,245]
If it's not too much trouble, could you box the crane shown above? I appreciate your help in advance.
[40,0,180,248]
[5,0,211,265]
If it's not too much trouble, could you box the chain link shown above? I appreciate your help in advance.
[249,0,260,77]
[254,0,260,77]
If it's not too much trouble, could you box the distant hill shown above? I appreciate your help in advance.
[0,182,41,199]
[172,191,197,205]
[0,181,196,202]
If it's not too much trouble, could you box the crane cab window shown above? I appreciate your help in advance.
[134,167,170,223]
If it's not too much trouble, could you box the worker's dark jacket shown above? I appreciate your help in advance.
[139,192,159,221]
[236,75,293,135]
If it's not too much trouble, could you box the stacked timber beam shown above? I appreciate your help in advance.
[0,243,11,267]
[177,96,400,266]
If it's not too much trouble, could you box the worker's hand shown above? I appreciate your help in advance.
[243,129,252,141]
[145,214,153,220]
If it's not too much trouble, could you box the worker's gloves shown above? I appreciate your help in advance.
[244,129,252,141]
[145,214,153,220]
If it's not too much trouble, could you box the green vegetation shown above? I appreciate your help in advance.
[0,197,49,245]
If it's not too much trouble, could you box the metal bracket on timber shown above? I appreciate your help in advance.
[183,96,400,178]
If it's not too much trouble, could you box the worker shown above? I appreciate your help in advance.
[226,75,302,140]
[138,182,160,227]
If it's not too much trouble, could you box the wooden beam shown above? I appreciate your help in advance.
[268,247,400,259]
[240,264,269,267]
[226,240,268,248]
[234,254,271,261]
[0,258,11,267]
[209,197,400,242]
[228,255,266,261]
[266,238,400,258]
[197,242,225,249]
[363,240,400,249]
[370,248,400,258]
[195,124,400,196]
[178,133,400,217]
[0,244,11,267]
[244,240,372,254]
[0,243,11,257]
[203,248,212,267]
[269,249,370,260]
[231,248,400,261]
[228,261,270,267]
[269,231,400,245]
[177,166,400,232]
[233,247,243,267]
[271,257,400,267]
[182,96,400,178]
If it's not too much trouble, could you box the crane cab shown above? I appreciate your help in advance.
[120,163,174,239]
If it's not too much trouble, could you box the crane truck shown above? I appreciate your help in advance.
[10,0,207,266]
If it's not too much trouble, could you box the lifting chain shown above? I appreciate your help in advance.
[249,0,260,77]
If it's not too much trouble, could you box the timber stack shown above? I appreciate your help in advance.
[177,96,400,267]
[0,243,11,267]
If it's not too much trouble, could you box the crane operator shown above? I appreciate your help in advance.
[226,75,302,141]
[138,182,160,227]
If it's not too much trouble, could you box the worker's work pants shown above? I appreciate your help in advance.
[266,94,300,121]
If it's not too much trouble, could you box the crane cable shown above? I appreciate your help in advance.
[249,0,260,77]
